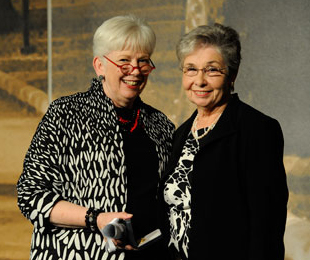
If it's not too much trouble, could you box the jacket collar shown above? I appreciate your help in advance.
[88,78,143,135]
[87,78,173,149]
[198,94,239,148]
[89,77,143,112]
[173,93,240,153]
[161,94,240,181]
[87,78,119,135]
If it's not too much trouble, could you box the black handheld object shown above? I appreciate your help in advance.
[124,219,138,247]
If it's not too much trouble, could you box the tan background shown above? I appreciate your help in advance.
[0,0,309,259]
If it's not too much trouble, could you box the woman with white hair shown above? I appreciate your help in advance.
[17,14,174,260]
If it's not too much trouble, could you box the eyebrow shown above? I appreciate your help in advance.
[117,54,150,59]
[184,60,223,67]
[207,60,222,65]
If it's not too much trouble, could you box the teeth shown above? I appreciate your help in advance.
[123,80,139,86]
[196,90,212,94]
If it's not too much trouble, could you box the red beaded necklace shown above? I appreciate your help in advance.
[118,109,140,132]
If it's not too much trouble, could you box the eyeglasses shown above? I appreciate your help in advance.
[182,66,226,77]
[103,56,156,75]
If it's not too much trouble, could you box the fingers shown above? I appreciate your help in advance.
[99,211,136,251]
[97,212,133,230]
[124,244,136,250]
[113,239,136,251]
[114,239,122,246]
[117,212,133,220]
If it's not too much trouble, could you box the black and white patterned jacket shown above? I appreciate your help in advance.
[17,78,175,260]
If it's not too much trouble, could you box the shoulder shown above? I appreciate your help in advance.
[141,102,175,131]
[39,89,94,131]
[50,90,91,113]
[46,87,94,116]
[238,99,279,125]
[234,97,283,138]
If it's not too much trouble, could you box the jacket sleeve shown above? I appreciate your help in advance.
[16,104,63,230]
[246,118,289,260]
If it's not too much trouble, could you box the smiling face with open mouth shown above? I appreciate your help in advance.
[182,46,230,113]
[99,50,151,108]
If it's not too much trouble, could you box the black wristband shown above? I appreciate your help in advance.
[85,208,102,232]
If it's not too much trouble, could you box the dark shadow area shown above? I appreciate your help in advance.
[0,0,22,34]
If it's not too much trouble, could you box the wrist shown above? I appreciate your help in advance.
[85,208,102,232]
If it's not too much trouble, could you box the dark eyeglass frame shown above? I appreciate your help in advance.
[103,55,156,75]
[182,66,227,77]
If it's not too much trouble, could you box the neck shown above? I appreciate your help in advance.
[113,101,134,109]
[197,94,231,117]
[102,84,135,109]
[195,103,227,129]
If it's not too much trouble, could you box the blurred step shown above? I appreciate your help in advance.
[0,184,16,196]
[1,0,186,117]
[0,195,32,260]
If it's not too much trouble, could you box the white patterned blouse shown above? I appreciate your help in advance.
[164,131,200,259]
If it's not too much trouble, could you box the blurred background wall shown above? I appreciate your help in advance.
[0,0,309,259]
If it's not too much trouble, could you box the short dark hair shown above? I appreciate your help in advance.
[176,23,241,77]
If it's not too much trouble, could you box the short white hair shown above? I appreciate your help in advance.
[93,14,156,58]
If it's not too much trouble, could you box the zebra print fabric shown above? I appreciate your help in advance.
[17,78,175,260]
[164,132,199,258]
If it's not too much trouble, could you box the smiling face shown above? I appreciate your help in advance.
[182,46,231,113]
[93,49,151,108]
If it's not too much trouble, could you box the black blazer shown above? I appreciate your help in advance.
[159,94,288,260]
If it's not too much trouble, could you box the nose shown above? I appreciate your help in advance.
[193,70,208,87]
[130,60,142,75]
[131,66,141,75]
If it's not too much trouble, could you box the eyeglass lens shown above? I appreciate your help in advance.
[183,67,224,77]
[121,64,152,75]
[103,56,154,75]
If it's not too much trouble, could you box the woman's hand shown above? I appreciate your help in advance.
[49,201,135,250]
[97,212,136,250]
[96,211,132,230]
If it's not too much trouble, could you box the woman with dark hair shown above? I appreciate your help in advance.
[160,23,288,260]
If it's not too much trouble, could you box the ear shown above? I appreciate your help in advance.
[229,71,237,83]
[93,56,105,77]
[228,72,238,93]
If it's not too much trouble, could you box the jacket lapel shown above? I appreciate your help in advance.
[163,94,240,179]
[198,94,239,149]
[161,112,196,179]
